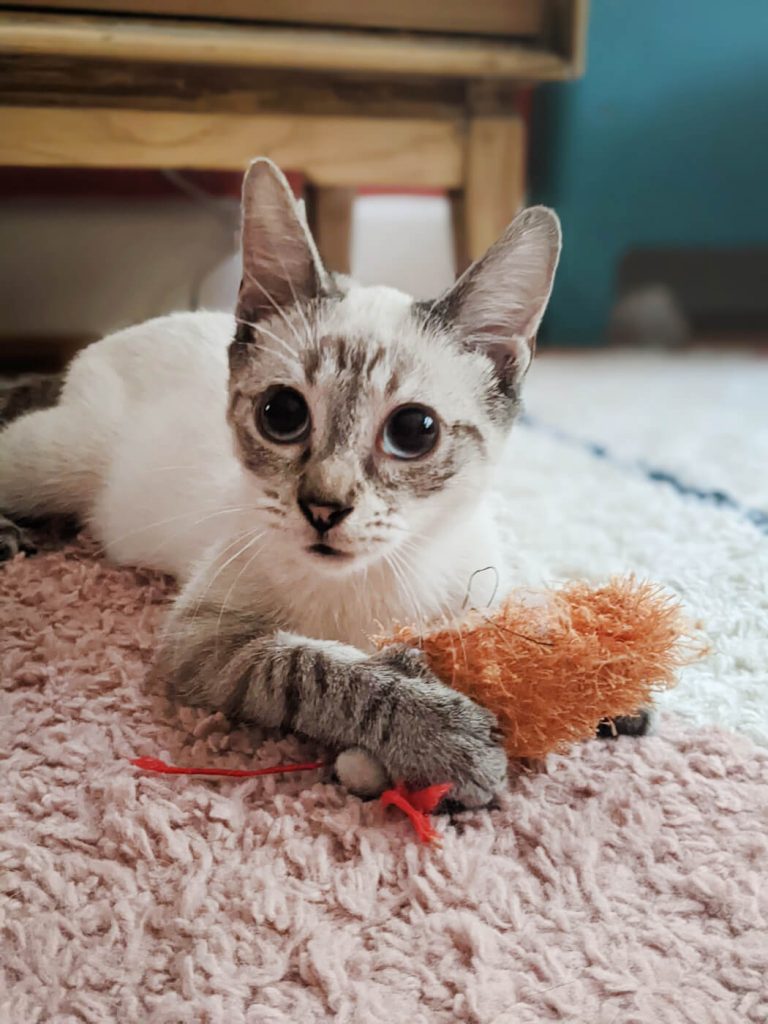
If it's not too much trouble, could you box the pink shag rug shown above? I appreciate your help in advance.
[2,539,767,1023]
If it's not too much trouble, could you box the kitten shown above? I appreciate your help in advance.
[0,159,561,805]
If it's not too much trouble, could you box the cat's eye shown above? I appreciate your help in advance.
[382,404,439,460]
[258,386,311,444]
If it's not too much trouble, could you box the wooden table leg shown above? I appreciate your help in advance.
[305,185,355,275]
[448,187,468,278]
[453,113,526,272]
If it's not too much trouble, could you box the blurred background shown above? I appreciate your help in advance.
[0,0,767,367]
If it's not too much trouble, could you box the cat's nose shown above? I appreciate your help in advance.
[298,498,353,534]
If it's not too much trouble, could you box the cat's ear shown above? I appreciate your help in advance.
[237,158,325,323]
[430,206,561,394]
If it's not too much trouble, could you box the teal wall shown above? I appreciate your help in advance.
[532,0,768,343]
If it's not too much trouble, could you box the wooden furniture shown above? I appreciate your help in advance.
[0,2,587,273]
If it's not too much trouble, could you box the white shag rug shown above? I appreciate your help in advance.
[513,348,768,746]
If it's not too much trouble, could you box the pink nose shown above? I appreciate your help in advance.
[308,503,335,522]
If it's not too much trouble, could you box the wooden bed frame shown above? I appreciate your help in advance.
[0,1,587,273]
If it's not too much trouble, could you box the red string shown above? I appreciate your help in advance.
[407,782,454,814]
[130,756,326,778]
[132,757,452,845]
[380,782,453,845]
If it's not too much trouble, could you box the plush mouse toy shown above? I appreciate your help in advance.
[380,577,689,759]
[333,577,692,800]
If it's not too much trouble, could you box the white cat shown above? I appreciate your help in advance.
[0,159,561,806]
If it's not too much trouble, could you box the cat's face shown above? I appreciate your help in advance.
[228,287,503,574]
[227,160,560,577]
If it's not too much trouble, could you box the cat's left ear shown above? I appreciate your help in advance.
[428,207,561,395]
[237,158,326,323]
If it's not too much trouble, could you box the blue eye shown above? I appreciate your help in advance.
[382,405,439,459]
[258,387,310,443]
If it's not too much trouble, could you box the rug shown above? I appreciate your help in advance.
[2,351,767,1023]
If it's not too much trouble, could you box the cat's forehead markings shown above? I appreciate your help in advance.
[307,331,406,384]
[334,337,348,372]
[302,334,369,385]
[366,347,385,376]
[384,369,400,398]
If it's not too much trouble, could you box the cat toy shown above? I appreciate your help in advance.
[377,576,690,762]
[133,577,692,844]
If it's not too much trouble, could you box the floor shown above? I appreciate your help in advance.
[526,348,768,507]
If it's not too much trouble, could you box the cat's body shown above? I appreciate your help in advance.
[1,312,237,575]
[0,159,564,805]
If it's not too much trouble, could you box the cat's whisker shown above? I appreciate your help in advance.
[391,544,443,634]
[390,540,470,670]
[240,263,305,351]
[131,512,249,568]
[187,526,267,621]
[273,246,314,350]
[214,532,269,639]
[384,548,424,635]
[253,333,298,365]
[251,343,300,374]
[233,323,300,375]
[311,291,320,351]
[143,465,209,474]
[236,317,301,365]
[92,505,250,553]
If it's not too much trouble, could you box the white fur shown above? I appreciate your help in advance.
[334,747,391,797]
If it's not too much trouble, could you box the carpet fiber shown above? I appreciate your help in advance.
[3,351,768,1022]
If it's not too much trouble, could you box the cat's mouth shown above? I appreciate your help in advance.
[307,542,352,560]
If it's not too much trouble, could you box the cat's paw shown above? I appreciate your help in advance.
[0,514,36,562]
[333,742,505,813]
[439,742,508,810]
[370,648,509,809]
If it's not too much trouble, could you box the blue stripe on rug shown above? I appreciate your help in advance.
[520,413,768,534]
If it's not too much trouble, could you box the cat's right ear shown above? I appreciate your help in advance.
[237,158,325,324]
[424,206,561,398]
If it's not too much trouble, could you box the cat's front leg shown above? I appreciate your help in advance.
[155,609,507,809]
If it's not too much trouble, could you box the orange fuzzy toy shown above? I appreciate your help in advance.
[379,578,693,760]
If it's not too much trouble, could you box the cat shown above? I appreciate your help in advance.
[0,158,566,806]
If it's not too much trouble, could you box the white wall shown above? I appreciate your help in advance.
[0,193,454,341]
[351,194,454,299]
